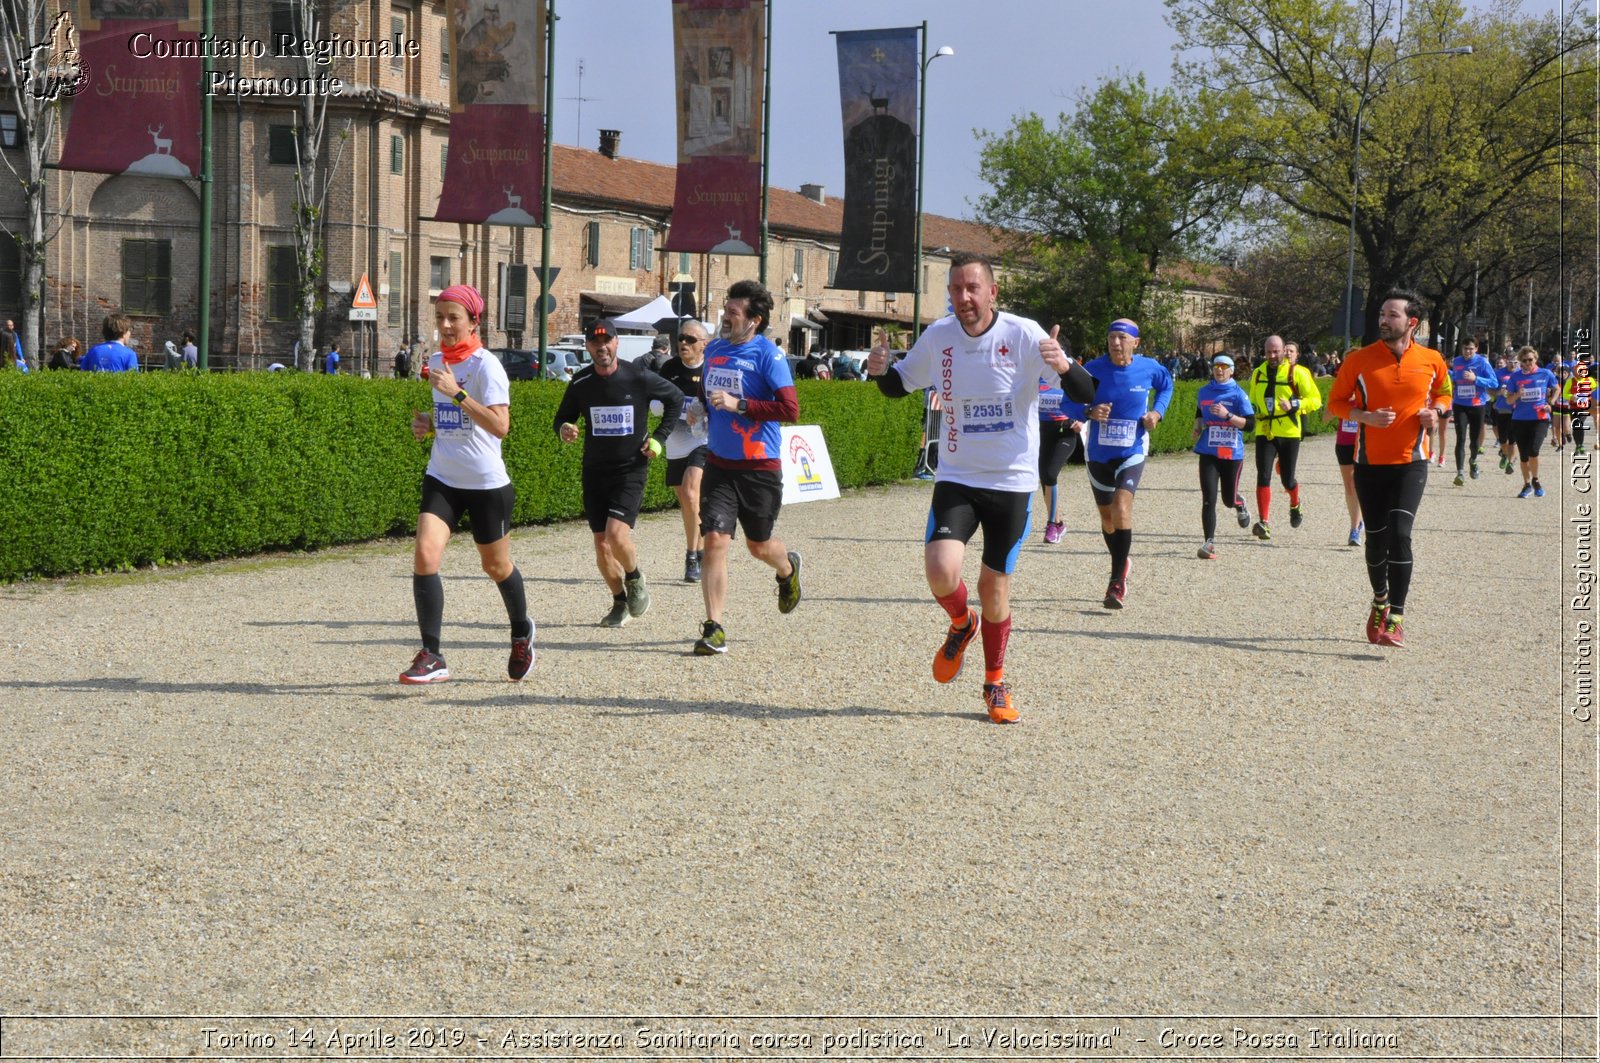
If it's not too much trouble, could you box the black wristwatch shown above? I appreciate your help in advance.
[736,398,749,415]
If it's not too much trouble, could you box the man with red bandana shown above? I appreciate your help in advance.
[400,284,534,685]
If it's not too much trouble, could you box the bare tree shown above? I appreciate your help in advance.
[0,0,78,367]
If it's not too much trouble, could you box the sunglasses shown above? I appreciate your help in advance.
[678,336,703,345]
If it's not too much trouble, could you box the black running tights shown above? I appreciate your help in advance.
[1352,461,1429,612]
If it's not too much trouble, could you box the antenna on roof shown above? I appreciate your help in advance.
[561,58,601,145]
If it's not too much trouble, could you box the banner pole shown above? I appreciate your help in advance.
[197,0,213,369]
[911,20,927,346]
[758,0,772,286]
[539,0,556,358]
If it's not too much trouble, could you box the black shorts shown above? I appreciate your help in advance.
[925,480,1032,575]
[1037,420,1078,487]
[1512,420,1551,457]
[700,465,783,542]
[420,475,516,545]
[582,463,649,532]
[1335,442,1356,467]
[1086,457,1147,507]
[1494,410,1515,440]
[665,446,708,487]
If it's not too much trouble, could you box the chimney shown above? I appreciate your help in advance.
[799,183,825,204]
[598,129,621,159]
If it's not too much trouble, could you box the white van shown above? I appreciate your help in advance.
[614,334,659,363]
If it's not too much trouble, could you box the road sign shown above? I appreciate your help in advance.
[539,266,560,291]
[352,273,377,310]
[349,307,377,321]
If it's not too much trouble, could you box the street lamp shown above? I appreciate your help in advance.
[1342,45,1472,355]
[911,28,953,346]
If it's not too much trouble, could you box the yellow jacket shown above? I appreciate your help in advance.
[1248,360,1322,440]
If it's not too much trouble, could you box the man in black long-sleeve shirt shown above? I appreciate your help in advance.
[554,319,684,627]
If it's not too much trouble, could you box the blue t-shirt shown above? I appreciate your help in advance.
[1450,354,1498,407]
[1508,367,1558,421]
[1494,368,1516,413]
[1080,354,1174,463]
[1192,379,1254,459]
[80,341,139,372]
[1037,378,1068,423]
[702,333,792,464]
[325,350,341,375]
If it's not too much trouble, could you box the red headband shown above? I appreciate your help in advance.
[437,284,485,320]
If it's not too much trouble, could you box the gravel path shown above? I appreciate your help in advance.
[2,437,1589,1057]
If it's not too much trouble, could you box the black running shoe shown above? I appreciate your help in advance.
[693,619,727,655]
[777,551,802,613]
[508,633,534,681]
[400,648,449,685]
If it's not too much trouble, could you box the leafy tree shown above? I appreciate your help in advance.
[975,74,1251,356]
[1167,0,1597,345]
[1218,217,1348,354]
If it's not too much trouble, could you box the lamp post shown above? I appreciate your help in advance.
[1341,45,1472,355]
[911,26,953,346]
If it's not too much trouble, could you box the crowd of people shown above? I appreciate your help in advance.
[0,315,201,372]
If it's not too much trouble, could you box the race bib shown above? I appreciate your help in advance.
[1101,417,1137,447]
[1521,385,1546,405]
[956,395,1015,435]
[434,402,465,431]
[1340,418,1358,434]
[705,366,744,397]
[1206,425,1242,452]
[590,405,634,436]
[1039,391,1063,415]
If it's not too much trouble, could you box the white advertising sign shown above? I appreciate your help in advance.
[780,425,840,505]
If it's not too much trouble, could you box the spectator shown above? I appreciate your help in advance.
[47,337,80,370]
[795,347,829,380]
[0,327,13,370]
[395,345,412,379]
[181,330,198,368]
[81,314,140,372]
[5,318,24,370]
[831,350,862,381]
[163,339,183,369]
[643,335,672,372]
[324,343,341,375]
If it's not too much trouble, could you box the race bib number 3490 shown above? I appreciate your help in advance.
[590,405,634,436]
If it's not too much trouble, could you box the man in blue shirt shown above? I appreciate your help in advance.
[1448,338,1499,484]
[1080,318,1174,607]
[325,343,341,375]
[80,314,140,372]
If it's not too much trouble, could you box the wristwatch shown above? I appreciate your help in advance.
[452,389,468,405]
[736,398,749,415]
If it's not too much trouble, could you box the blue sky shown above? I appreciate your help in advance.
[548,0,1182,221]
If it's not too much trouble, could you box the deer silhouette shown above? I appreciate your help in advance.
[731,419,767,460]
[502,185,521,209]
[148,124,172,155]
[723,220,741,243]
[867,86,889,114]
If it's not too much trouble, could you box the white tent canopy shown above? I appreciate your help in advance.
[609,294,678,331]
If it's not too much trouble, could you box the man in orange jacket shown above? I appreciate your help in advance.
[1327,289,1451,648]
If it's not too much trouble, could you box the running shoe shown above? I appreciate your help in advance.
[1377,613,1405,647]
[1103,575,1126,609]
[508,633,533,681]
[1290,504,1304,528]
[1251,520,1271,541]
[1504,460,1514,475]
[400,648,449,685]
[776,551,802,613]
[1534,481,1545,498]
[1517,484,1534,499]
[1348,522,1363,547]
[600,598,630,627]
[1235,502,1250,528]
[1365,601,1389,644]
[624,572,651,618]
[1578,446,1588,456]
[932,608,979,684]
[683,551,702,583]
[984,681,1019,725]
[1499,455,1510,471]
[693,619,727,655]
[1197,540,1216,560]
[1470,462,1481,479]
[1452,473,1464,486]
[1043,521,1065,544]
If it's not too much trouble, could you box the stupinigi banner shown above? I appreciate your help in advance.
[665,0,763,254]
[435,0,545,224]
[58,0,201,178]
[831,27,917,292]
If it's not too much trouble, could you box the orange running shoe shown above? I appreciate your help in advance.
[932,608,979,684]
[984,681,1019,724]
[1365,601,1389,644]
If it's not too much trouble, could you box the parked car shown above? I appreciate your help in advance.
[490,346,589,381]
[489,348,539,380]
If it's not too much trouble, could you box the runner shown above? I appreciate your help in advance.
[1551,360,1572,451]
[1331,403,1365,547]
[1506,345,1557,498]
[658,321,711,582]
[1036,375,1084,544]
[693,279,803,656]
[400,284,533,684]
[1570,357,1593,456]
[1190,354,1255,560]
[553,319,684,626]
[867,251,1092,723]
[1246,335,1321,539]
[1326,289,1451,648]
[1081,318,1175,606]
[1493,354,1519,474]
[1448,338,1498,485]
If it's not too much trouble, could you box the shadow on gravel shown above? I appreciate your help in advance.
[0,676,401,698]
[1044,626,1386,661]
[247,618,506,630]
[458,691,956,721]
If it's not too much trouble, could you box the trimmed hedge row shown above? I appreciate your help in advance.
[0,371,1333,581]
[0,373,922,580]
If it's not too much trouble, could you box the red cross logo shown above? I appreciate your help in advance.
[997,344,1010,357]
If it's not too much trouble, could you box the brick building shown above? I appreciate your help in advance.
[0,0,1004,372]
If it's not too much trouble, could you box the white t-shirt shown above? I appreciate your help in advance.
[892,311,1054,492]
[425,348,512,490]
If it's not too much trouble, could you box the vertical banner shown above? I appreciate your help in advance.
[664,0,763,254]
[59,0,201,178]
[435,0,545,224]
[830,27,917,292]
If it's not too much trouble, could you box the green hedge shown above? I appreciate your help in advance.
[1145,375,1336,453]
[0,373,922,580]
